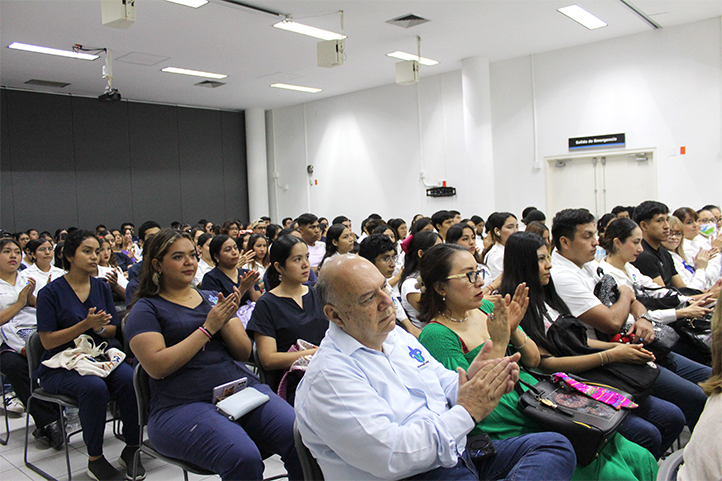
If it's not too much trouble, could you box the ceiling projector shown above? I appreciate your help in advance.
[98,88,121,102]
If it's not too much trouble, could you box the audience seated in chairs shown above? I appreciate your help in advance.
[126,228,302,481]
[35,230,141,481]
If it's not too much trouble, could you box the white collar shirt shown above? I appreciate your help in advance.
[294,323,473,480]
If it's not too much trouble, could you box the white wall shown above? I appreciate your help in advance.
[267,17,722,227]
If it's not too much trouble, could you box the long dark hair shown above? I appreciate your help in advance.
[209,234,234,266]
[62,230,97,271]
[599,217,638,254]
[481,212,516,263]
[418,244,467,324]
[399,230,441,285]
[500,231,570,354]
[266,235,305,290]
[246,233,270,267]
[133,229,192,303]
[321,224,349,265]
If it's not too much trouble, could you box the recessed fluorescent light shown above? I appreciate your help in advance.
[273,20,346,41]
[271,83,322,93]
[165,0,208,8]
[7,42,98,60]
[386,51,439,66]
[558,5,607,30]
[161,67,227,79]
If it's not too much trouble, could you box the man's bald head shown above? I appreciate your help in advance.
[317,254,396,350]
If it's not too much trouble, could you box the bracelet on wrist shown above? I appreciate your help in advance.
[599,352,605,366]
[94,326,105,335]
[198,326,213,340]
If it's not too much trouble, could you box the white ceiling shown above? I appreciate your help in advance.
[2,0,721,111]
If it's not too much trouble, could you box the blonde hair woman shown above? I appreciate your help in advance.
[678,293,722,481]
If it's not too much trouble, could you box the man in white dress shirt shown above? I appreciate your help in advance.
[294,254,576,481]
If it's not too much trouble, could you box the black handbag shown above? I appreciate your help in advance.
[516,372,632,466]
[546,315,660,402]
[672,316,712,364]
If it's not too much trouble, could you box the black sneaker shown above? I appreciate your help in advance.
[43,420,65,451]
[118,445,146,481]
[87,456,125,481]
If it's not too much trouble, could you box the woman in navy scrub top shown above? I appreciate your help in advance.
[199,234,260,304]
[247,235,328,397]
[36,230,141,481]
[126,229,301,481]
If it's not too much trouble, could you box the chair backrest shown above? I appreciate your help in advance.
[293,419,324,481]
[25,331,45,376]
[132,363,151,429]
[656,449,684,481]
[253,343,283,392]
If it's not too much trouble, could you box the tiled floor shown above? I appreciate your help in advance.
[0,410,287,481]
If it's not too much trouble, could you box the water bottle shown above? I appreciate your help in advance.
[64,406,81,433]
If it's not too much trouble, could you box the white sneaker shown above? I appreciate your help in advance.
[3,393,25,414]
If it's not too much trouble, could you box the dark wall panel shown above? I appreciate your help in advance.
[1,89,248,231]
[127,102,182,226]
[6,91,78,232]
[1,89,14,231]
[221,111,248,222]
[177,107,225,225]
[72,97,134,230]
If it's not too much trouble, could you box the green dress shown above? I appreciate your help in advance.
[419,322,658,481]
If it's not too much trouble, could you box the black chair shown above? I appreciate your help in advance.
[0,368,10,446]
[293,419,324,481]
[23,332,80,481]
[131,363,215,481]
[132,363,288,481]
[253,343,283,392]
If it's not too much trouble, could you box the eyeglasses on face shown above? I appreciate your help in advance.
[446,269,485,284]
[379,254,398,265]
[668,231,683,238]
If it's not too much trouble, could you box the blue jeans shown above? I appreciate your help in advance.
[40,361,139,457]
[406,433,576,481]
[653,352,711,432]
[617,395,684,459]
[148,383,302,481]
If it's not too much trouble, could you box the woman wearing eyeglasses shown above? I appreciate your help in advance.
[417,243,659,480]
[23,239,65,296]
[663,216,714,291]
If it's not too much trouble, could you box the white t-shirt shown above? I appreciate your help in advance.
[678,394,722,481]
[597,260,678,324]
[0,270,38,352]
[307,241,326,269]
[484,243,505,281]
[551,252,619,340]
[193,258,214,288]
[400,275,423,328]
[684,235,722,284]
[668,251,708,291]
[23,263,65,297]
[97,265,129,289]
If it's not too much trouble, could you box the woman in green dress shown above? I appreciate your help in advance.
[417,243,658,481]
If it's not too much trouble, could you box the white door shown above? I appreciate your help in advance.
[545,149,656,218]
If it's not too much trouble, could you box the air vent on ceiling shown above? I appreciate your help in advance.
[25,79,70,88]
[195,80,226,88]
[386,14,429,28]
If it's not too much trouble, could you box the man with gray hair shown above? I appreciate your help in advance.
[294,254,576,481]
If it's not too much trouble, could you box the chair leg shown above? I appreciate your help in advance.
[25,400,73,481]
[132,447,140,481]
[0,386,9,446]
[183,469,189,481]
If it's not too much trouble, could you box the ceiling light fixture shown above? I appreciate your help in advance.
[273,19,346,40]
[165,0,208,8]
[558,5,607,30]
[271,83,321,93]
[386,51,438,66]
[7,42,98,60]
[161,67,227,79]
